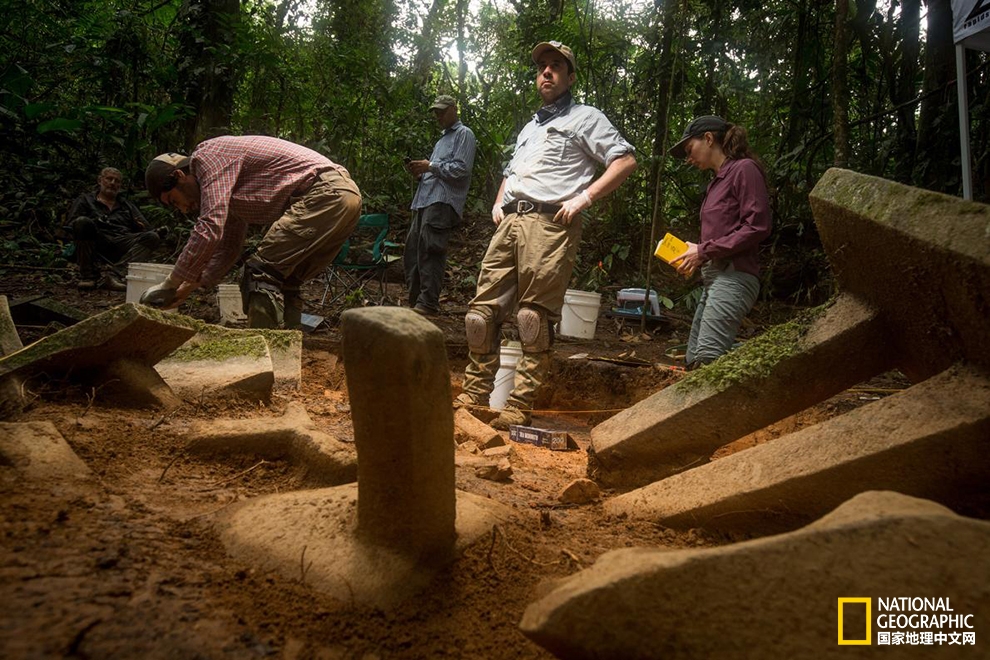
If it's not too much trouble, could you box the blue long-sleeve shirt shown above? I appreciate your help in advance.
[411,121,476,217]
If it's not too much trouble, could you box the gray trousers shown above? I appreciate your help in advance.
[404,202,457,312]
[686,261,760,368]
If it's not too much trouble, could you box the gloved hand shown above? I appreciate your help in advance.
[553,190,592,226]
[140,279,178,308]
[491,204,505,226]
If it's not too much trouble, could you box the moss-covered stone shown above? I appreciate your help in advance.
[168,334,269,362]
[674,301,831,393]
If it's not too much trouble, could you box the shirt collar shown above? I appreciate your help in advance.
[443,120,463,135]
[535,91,574,125]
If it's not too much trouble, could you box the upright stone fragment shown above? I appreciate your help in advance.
[606,362,990,533]
[342,307,455,557]
[522,491,990,659]
[214,308,510,608]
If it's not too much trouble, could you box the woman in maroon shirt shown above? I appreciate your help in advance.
[669,116,772,369]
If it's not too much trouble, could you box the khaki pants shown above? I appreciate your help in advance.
[254,169,362,286]
[463,211,582,409]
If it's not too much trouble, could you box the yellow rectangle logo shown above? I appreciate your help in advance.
[838,598,872,645]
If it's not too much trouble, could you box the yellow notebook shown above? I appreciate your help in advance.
[654,232,688,264]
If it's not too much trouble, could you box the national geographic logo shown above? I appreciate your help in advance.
[838,597,978,647]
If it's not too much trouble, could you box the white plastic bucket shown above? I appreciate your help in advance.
[558,289,602,339]
[490,342,523,411]
[217,283,247,323]
[125,262,174,308]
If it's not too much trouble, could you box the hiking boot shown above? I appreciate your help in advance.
[100,273,127,292]
[454,392,498,423]
[413,304,439,317]
[491,405,531,430]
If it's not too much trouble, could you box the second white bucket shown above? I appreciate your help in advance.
[490,342,523,411]
[126,262,175,308]
[558,289,602,339]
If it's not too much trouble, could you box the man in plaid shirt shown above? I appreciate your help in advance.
[142,136,361,327]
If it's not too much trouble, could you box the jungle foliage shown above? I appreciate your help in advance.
[2,0,988,305]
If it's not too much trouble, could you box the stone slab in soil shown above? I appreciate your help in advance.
[454,407,504,450]
[0,303,198,416]
[522,491,990,659]
[215,485,513,609]
[185,401,356,486]
[605,362,990,533]
[589,294,890,489]
[166,324,302,390]
[0,420,94,491]
[8,295,88,328]
[156,333,274,402]
[0,295,23,356]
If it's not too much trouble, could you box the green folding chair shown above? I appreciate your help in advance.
[320,213,400,307]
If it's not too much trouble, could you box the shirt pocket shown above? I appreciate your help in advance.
[542,126,577,165]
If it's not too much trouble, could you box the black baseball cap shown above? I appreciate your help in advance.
[670,116,729,159]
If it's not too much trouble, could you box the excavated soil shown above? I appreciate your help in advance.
[0,269,906,659]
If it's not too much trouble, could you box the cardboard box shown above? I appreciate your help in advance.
[508,425,579,451]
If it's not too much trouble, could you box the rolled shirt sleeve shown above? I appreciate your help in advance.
[502,102,634,206]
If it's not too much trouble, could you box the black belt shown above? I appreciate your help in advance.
[502,199,562,216]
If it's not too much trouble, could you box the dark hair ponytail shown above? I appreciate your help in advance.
[716,124,766,180]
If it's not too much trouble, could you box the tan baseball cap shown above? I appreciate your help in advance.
[531,41,576,73]
[145,152,190,198]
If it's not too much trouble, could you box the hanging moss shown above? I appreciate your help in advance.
[674,300,832,393]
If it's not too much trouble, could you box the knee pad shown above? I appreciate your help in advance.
[465,308,499,354]
[240,259,283,315]
[517,306,552,352]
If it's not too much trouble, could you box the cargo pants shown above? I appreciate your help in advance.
[462,211,582,410]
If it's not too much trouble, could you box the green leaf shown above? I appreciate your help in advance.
[24,103,54,119]
[37,118,83,133]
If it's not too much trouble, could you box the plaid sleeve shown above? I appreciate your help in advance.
[171,150,243,284]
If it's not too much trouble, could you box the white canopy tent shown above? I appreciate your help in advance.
[953,0,990,199]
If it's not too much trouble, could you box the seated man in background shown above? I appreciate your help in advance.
[65,166,162,290]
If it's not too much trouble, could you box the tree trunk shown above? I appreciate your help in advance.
[179,0,242,149]
[915,0,958,191]
[411,0,448,86]
[778,0,813,159]
[832,0,850,167]
[892,0,920,180]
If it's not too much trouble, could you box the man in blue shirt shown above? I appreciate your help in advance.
[405,94,476,316]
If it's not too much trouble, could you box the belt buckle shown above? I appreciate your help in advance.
[516,200,535,214]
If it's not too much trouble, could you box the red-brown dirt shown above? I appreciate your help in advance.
[0,262,902,659]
